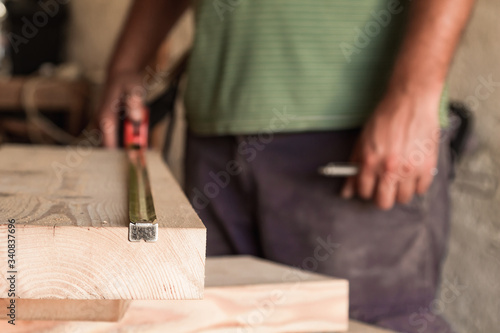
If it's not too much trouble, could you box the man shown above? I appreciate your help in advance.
[98,0,475,331]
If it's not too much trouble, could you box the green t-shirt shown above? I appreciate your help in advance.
[184,0,448,135]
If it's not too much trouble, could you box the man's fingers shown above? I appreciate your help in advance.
[374,157,398,210]
[341,176,356,199]
[127,95,144,122]
[375,173,397,210]
[416,172,433,195]
[97,82,124,148]
[100,113,118,148]
[395,161,417,203]
[397,177,416,204]
[357,154,377,199]
[342,141,362,199]
[98,97,119,148]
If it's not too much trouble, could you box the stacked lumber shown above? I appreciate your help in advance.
[0,145,206,305]
[0,256,351,332]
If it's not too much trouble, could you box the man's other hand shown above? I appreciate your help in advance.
[341,88,442,210]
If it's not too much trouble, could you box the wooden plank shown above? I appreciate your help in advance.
[0,256,353,332]
[0,77,89,135]
[0,144,206,300]
[0,77,88,110]
[348,321,396,333]
[0,318,393,333]
[0,299,130,322]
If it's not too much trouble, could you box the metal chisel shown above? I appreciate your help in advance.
[124,103,158,242]
[318,163,359,177]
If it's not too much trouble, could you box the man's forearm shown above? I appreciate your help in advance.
[388,0,475,97]
[107,0,189,76]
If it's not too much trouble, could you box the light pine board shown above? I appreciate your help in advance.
[0,256,355,332]
[0,319,394,333]
[0,320,393,333]
[0,299,130,322]
[0,144,206,300]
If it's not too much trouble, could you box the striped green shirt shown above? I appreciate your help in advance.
[185,0,448,135]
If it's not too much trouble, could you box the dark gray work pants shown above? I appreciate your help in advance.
[184,128,454,333]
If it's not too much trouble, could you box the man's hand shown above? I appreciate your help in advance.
[341,88,441,210]
[97,72,144,148]
[341,0,475,209]
[95,0,189,147]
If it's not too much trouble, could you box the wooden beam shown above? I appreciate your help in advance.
[0,299,130,322]
[0,144,206,300]
[0,318,393,333]
[0,77,90,136]
[0,256,355,332]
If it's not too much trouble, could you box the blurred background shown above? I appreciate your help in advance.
[0,0,192,179]
[0,1,498,332]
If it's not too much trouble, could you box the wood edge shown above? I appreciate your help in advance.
[208,279,349,294]
[0,299,131,322]
[147,152,206,230]
[207,255,349,285]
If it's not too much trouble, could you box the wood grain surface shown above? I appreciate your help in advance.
[0,318,394,333]
[0,256,358,332]
[0,299,130,322]
[0,144,206,300]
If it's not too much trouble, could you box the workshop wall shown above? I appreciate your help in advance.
[65,0,133,84]
[443,0,500,332]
